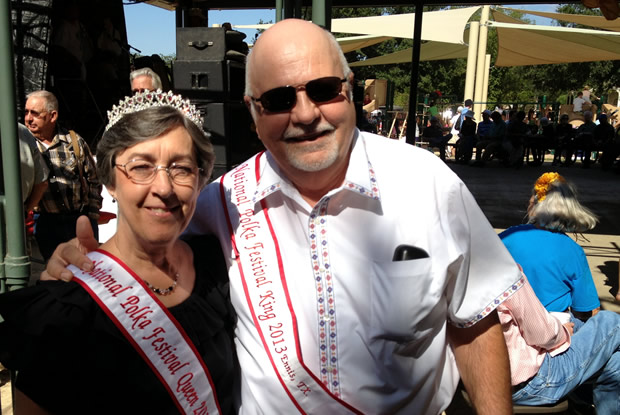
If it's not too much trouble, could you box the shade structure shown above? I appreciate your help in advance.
[491,10,620,66]
[502,7,620,31]
[349,42,468,66]
[235,6,480,45]
[331,6,479,44]
[337,34,394,53]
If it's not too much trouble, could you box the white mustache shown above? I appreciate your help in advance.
[283,123,335,140]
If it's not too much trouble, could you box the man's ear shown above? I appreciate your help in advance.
[243,95,252,111]
[244,96,262,141]
[49,110,59,124]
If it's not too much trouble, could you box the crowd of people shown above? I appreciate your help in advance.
[1,18,618,415]
[417,100,620,171]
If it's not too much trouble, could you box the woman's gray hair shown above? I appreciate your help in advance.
[244,25,352,107]
[528,179,598,233]
[97,106,214,189]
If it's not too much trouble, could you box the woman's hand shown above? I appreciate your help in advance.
[40,216,99,282]
[563,322,575,336]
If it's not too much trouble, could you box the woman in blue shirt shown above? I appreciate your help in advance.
[500,172,600,322]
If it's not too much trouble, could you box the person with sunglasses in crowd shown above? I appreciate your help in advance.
[45,19,521,414]
[0,92,237,414]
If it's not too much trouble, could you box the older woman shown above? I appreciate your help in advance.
[0,91,237,414]
[500,172,600,321]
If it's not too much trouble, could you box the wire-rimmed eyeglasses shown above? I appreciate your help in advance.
[115,159,203,185]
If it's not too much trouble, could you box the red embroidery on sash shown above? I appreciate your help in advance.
[220,154,362,414]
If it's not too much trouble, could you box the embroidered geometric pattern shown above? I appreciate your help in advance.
[343,161,380,200]
[255,183,281,202]
[455,274,526,328]
[309,197,341,397]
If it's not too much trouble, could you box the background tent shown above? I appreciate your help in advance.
[491,9,620,66]
[502,7,620,31]
[349,42,467,66]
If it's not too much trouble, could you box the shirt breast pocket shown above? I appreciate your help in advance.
[370,258,443,346]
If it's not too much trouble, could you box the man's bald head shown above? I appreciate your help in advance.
[244,19,351,99]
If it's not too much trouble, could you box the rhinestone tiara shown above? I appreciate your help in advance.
[105,89,203,131]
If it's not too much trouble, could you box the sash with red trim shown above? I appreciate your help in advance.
[69,250,221,415]
[220,154,362,414]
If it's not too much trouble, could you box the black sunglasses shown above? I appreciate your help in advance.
[251,76,347,113]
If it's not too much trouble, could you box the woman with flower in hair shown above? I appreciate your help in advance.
[0,91,237,414]
[500,172,600,322]
[496,172,619,413]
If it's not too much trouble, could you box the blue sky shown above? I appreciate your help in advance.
[123,4,275,56]
[123,4,557,57]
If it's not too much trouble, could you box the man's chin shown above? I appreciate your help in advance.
[287,150,339,173]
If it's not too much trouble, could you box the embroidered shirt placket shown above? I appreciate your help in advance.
[309,197,342,396]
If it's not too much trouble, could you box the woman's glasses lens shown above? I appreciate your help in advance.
[257,77,345,112]
[118,160,200,184]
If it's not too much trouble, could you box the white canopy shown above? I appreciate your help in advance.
[337,35,394,53]
[349,42,468,66]
[234,6,480,45]
[502,7,620,32]
[331,6,480,44]
[491,10,620,66]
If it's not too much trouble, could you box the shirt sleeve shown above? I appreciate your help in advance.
[31,145,50,184]
[183,181,220,237]
[569,248,601,312]
[503,276,571,356]
[445,181,523,328]
[79,136,103,220]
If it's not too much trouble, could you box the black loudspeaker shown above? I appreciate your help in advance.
[191,100,264,179]
[173,60,245,101]
[176,27,248,62]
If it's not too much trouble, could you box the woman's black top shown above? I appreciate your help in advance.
[0,235,238,414]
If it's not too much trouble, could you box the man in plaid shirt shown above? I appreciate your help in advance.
[24,90,102,260]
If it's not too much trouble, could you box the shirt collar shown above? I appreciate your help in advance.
[253,129,381,205]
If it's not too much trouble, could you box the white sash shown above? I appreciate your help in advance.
[69,250,221,415]
[220,154,362,414]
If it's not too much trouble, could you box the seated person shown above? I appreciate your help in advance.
[455,109,476,163]
[570,111,597,167]
[474,109,493,162]
[600,124,620,171]
[593,113,615,159]
[505,110,528,167]
[499,273,620,414]
[500,173,600,321]
[527,117,555,166]
[552,114,575,166]
[480,111,508,164]
[421,116,451,161]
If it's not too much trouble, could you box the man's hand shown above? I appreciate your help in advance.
[563,322,575,336]
[40,215,99,282]
[448,310,513,415]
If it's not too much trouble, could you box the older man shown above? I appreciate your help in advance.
[129,67,162,93]
[48,20,519,414]
[24,90,102,260]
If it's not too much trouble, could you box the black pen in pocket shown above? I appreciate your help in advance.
[392,244,429,261]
